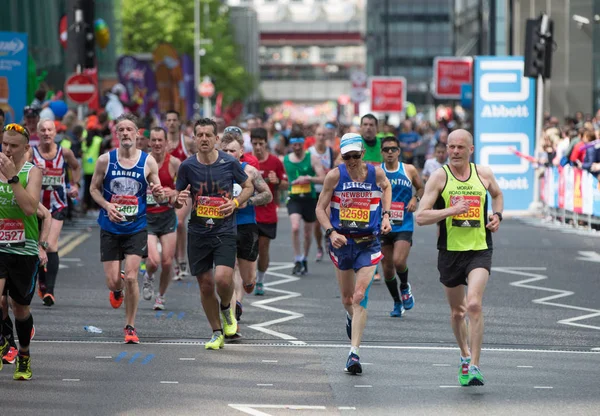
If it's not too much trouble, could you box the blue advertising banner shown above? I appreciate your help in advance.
[473,56,536,212]
[460,83,473,110]
[0,32,28,124]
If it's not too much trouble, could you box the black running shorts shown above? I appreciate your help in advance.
[51,208,67,221]
[147,210,177,237]
[380,231,413,247]
[0,253,39,306]
[188,233,236,276]
[287,198,317,223]
[257,222,277,240]
[438,249,493,288]
[237,224,259,262]
[100,229,148,262]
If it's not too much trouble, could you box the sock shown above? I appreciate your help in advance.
[397,267,409,290]
[213,329,223,335]
[350,346,359,356]
[300,255,306,262]
[45,252,60,295]
[38,265,47,291]
[384,276,401,302]
[3,316,17,348]
[125,324,135,330]
[220,303,230,311]
[294,255,303,262]
[461,355,471,362]
[15,314,33,351]
[257,271,266,284]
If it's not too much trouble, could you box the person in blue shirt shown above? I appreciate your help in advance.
[398,120,422,165]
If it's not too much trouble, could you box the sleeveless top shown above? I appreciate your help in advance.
[98,149,149,234]
[362,137,383,165]
[284,152,316,199]
[308,145,334,194]
[330,164,382,236]
[236,162,256,225]
[32,145,67,213]
[382,162,414,233]
[147,153,175,214]
[170,134,191,162]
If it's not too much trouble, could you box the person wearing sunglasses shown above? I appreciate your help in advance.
[315,133,392,375]
[0,123,43,380]
[379,136,424,318]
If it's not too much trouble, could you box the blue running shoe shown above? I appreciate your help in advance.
[346,313,352,340]
[344,353,362,375]
[401,283,414,310]
[390,301,405,317]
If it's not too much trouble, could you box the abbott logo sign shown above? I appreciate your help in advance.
[474,56,536,211]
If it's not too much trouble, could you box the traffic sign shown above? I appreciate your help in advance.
[433,57,473,100]
[64,74,96,104]
[198,80,215,98]
[369,77,406,113]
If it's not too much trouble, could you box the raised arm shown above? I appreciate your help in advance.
[315,168,340,230]
[0,153,42,216]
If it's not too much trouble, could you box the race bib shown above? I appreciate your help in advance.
[111,195,139,220]
[0,219,25,246]
[390,201,405,225]
[194,196,225,227]
[146,191,157,206]
[291,183,311,195]
[339,196,370,229]
[42,168,63,188]
[451,195,481,227]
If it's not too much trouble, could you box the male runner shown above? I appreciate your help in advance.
[142,127,180,310]
[220,130,272,322]
[165,110,195,279]
[380,136,423,317]
[283,134,325,275]
[422,142,448,183]
[32,119,81,306]
[250,127,288,295]
[308,125,337,261]
[90,114,164,344]
[0,123,42,380]
[316,133,391,375]
[174,118,253,350]
[416,129,503,386]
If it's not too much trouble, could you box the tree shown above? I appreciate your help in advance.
[122,0,254,105]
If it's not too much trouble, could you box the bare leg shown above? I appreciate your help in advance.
[289,213,302,258]
[123,254,142,327]
[303,221,315,258]
[158,232,177,296]
[444,285,470,358]
[349,265,376,347]
[466,269,489,366]
[197,270,221,331]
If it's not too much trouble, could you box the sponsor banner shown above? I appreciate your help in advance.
[563,165,574,212]
[573,168,583,214]
[433,57,473,99]
[0,32,28,124]
[582,169,594,215]
[116,55,159,116]
[543,167,598,215]
[593,176,600,217]
[369,77,406,113]
[473,56,536,212]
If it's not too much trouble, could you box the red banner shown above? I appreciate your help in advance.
[369,77,406,113]
[433,57,473,99]
[558,166,565,209]
[573,168,583,214]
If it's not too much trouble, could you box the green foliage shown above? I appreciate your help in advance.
[122,0,254,104]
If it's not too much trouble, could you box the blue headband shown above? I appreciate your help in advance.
[289,137,305,144]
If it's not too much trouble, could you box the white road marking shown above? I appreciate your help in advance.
[592,348,600,351]
[160,381,179,384]
[361,362,372,365]
[256,384,273,386]
[494,267,600,331]
[517,365,533,368]
[576,251,600,263]
[95,356,112,359]
[61,257,82,262]
[433,364,451,367]
[179,358,196,361]
[439,385,460,388]
[229,404,327,415]
[63,379,80,382]
[354,385,372,388]
[338,407,356,411]
[534,386,553,389]
[261,360,278,363]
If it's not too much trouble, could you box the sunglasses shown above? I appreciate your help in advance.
[342,153,362,160]
[224,126,243,135]
[3,123,30,142]
[382,147,399,153]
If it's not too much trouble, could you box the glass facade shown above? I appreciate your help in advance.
[594,1,600,112]
[366,0,452,105]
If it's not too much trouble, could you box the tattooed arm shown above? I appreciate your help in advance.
[246,165,273,207]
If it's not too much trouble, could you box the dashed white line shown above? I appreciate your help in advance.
[63,379,80,382]
[517,365,533,368]
[95,356,112,359]
[433,364,451,367]
[179,358,196,361]
[261,360,278,363]
[534,386,553,389]
[160,381,179,384]
[361,362,372,365]
[354,385,372,388]
[338,407,356,410]
[257,383,274,387]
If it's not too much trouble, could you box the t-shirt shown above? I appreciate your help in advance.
[398,131,421,159]
[569,141,587,163]
[255,153,287,224]
[422,158,445,178]
[176,151,248,236]
[242,152,260,170]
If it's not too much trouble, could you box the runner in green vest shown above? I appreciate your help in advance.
[360,114,383,165]
[0,123,43,380]
[81,133,103,212]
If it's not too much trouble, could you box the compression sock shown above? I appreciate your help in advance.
[384,276,401,302]
[15,314,33,351]
[397,267,409,291]
[45,252,60,295]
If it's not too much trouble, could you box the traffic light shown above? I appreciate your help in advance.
[81,0,96,69]
[524,14,553,79]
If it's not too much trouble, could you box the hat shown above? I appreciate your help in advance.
[340,133,364,154]
[23,106,40,118]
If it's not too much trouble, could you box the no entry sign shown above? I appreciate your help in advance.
[65,74,97,104]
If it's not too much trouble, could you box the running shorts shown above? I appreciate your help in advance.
[0,253,39,306]
[188,234,236,276]
[287,198,317,223]
[148,210,177,237]
[257,222,277,240]
[100,229,148,262]
[380,231,413,246]
[329,235,383,272]
[237,224,259,262]
[437,249,493,288]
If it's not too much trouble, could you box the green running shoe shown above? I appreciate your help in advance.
[221,307,238,337]
[0,337,10,371]
[459,357,470,386]
[13,355,32,380]
[468,365,485,386]
[205,332,224,350]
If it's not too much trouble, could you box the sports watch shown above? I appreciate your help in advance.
[39,241,49,250]
[325,228,335,238]
[493,212,503,222]
[7,176,19,184]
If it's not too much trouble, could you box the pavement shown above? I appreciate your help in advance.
[2,213,600,415]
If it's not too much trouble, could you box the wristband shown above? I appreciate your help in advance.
[233,198,240,208]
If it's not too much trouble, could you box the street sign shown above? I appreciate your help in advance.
[433,57,473,100]
[350,70,367,104]
[64,74,96,104]
[198,80,215,98]
[369,77,406,113]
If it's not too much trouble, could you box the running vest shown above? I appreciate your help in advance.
[32,145,67,213]
[436,163,492,251]
[0,162,39,256]
[284,152,316,199]
[362,137,382,165]
[82,135,103,175]
[330,164,382,236]
[308,145,334,194]
[147,153,174,214]
[236,162,256,225]
[170,134,191,162]
[98,149,149,234]
[382,162,414,232]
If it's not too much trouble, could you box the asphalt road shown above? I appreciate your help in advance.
[1,213,599,415]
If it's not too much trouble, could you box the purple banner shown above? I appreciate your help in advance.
[116,55,159,116]
[180,54,195,121]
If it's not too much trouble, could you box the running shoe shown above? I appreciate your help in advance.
[221,307,238,337]
[401,283,415,310]
[390,301,405,317]
[205,332,224,350]
[292,261,302,275]
[373,273,381,283]
[178,261,189,277]
[153,295,165,311]
[2,346,18,365]
[459,357,471,386]
[344,353,362,375]
[315,248,324,262]
[235,300,243,321]
[13,355,32,380]
[243,282,255,294]
[346,313,352,340]
[109,272,125,309]
[37,282,46,300]
[0,337,9,370]
[468,365,485,386]
[142,272,154,301]
[254,282,265,296]
[42,293,55,307]
[124,326,139,344]
[173,263,181,281]
[300,260,308,275]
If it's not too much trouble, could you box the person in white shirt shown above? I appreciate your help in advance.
[422,142,448,182]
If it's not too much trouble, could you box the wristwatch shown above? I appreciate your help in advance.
[7,176,19,184]
[325,228,335,238]
[39,241,49,250]
[414,195,421,202]
[493,212,503,222]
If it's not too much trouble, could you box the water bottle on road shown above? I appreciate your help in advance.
[84,326,103,334]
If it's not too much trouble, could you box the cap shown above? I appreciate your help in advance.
[23,106,40,118]
[340,133,364,154]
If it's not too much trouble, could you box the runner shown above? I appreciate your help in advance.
[89,114,164,344]
[250,127,288,295]
[308,125,337,261]
[31,119,81,306]
[165,110,195,280]
[415,129,503,386]
[141,127,181,310]
[0,123,43,380]
[380,136,423,317]
[283,134,326,275]
[173,118,253,350]
[422,141,448,183]
[219,130,272,323]
[316,133,391,375]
